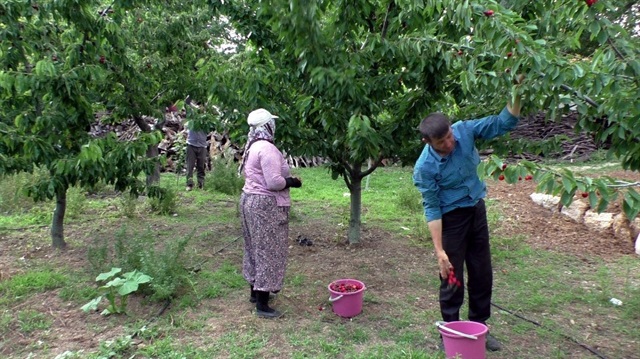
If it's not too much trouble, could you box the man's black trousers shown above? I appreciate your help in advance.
[439,198,493,324]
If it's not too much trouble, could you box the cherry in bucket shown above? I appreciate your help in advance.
[330,282,363,293]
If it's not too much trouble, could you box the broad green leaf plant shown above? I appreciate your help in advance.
[82,268,152,316]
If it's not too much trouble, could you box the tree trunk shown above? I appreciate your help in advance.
[348,171,363,244]
[146,145,161,185]
[51,187,67,249]
[133,115,161,185]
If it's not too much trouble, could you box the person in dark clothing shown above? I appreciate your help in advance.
[185,125,208,191]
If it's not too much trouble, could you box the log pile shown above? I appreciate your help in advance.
[90,111,326,172]
[505,111,603,162]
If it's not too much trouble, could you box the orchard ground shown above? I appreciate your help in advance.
[0,165,638,358]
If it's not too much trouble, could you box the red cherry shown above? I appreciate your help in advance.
[501,164,507,170]
[499,175,505,181]
[483,10,494,17]
[525,175,533,181]
[507,52,513,58]
[99,56,106,64]
[581,192,589,198]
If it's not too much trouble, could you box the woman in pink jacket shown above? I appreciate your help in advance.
[238,108,302,318]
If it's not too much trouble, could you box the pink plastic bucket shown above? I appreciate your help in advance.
[437,321,488,359]
[327,279,366,318]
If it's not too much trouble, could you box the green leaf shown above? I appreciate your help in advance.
[561,176,575,193]
[96,268,122,282]
[588,192,598,208]
[560,191,574,206]
[623,192,640,220]
[118,281,140,296]
[81,296,103,313]
[103,277,126,288]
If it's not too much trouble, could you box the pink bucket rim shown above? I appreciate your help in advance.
[328,279,366,295]
[438,321,488,339]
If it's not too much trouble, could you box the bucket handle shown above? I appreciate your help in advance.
[435,321,478,340]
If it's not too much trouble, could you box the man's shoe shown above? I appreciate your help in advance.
[486,333,502,351]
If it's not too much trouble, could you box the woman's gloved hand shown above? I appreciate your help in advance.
[285,177,302,188]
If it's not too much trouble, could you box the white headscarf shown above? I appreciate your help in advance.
[238,109,278,175]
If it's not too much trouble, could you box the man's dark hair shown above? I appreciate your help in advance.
[418,112,451,141]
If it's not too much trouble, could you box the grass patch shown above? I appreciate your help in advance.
[0,167,638,359]
[0,269,67,298]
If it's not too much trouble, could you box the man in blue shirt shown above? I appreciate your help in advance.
[413,97,521,352]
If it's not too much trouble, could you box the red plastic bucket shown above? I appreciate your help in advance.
[437,321,488,359]
[327,279,366,318]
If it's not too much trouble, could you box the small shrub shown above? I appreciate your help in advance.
[66,186,87,219]
[87,236,112,274]
[118,193,138,218]
[395,186,422,214]
[0,168,49,214]
[208,156,244,195]
[87,226,194,302]
[139,235,193,301]
[147,186,178,215]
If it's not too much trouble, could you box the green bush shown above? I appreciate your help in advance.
[66,186,87,219]
[118,193,139,218]
[0,168,49,214]
[208,156,244,195]
[147,186,178,215]
[87,226,194,302]
[395,186,423,214]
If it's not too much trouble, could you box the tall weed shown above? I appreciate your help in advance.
[0,168,49,214]
[208,156,244,195]
[147,186,178,215]
[66,186,87,219]
[87,226,194,301]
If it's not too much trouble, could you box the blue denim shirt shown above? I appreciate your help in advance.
[413,107,519,221]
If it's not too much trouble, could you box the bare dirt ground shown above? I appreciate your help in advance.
[488,169,640,258]
[1,169,639,358]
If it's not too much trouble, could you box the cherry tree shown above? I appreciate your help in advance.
[208,0,639,244]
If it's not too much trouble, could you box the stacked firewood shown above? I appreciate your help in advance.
[90,111,326,172]
[506,111,602,162]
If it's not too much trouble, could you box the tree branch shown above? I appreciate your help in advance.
[361,155,384,178]
[381,1,395,40]
[340,159,353,191]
